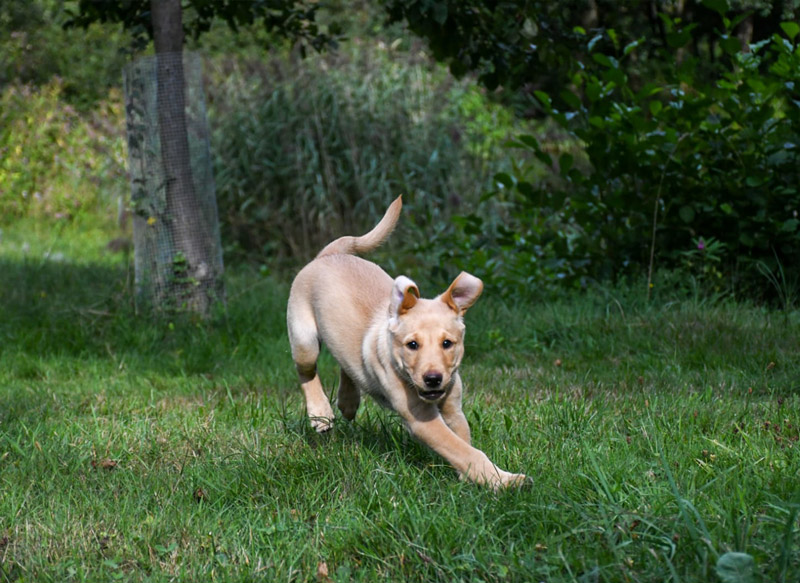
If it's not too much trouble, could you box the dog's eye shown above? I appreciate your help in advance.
[442,339,453,349]
[406,340,419,350]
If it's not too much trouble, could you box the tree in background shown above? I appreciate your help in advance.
[383,0,799,101]
[67,0,339,315]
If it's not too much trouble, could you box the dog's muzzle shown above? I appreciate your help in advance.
[419,372,445,401]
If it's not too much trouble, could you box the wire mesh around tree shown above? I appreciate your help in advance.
[123,51,224,314]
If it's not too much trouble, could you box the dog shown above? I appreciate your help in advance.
[286,196,527,488]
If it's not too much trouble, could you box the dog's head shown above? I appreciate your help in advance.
[388,272,483,402]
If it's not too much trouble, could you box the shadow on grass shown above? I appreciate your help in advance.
[0,257,292,382]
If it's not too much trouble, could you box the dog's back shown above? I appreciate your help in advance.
[287,198,402,380]
[288,196,403,347]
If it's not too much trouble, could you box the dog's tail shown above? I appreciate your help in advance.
[316,196,403,258]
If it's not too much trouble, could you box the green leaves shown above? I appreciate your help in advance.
[715,552,756,583]
[546,11,797,293]
[702,0,730,16]
[679,206,695,223]
[780,21,800,42]
[431,3,448,25]
[382,0,800,298]
[649,100,663,116]
[68,0,341,54]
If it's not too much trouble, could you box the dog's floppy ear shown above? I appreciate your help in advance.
[440,272,483,315]
[390,276,420,317]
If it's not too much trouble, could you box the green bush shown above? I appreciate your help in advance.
[0,81,127,222]
[441,16,800,302]
[208,42,519,266]
[0,0,131,111]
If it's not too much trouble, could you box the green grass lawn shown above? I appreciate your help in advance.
[1,220,798,582]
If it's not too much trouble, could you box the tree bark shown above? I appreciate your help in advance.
[150,0,220,315]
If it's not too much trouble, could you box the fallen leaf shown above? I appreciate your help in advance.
[716,552,755,583]
[91,458,118,470]
[316,561,331,582]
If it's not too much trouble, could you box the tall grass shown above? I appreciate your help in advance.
[208,41,517,266]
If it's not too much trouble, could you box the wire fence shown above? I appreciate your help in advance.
[123,51,224,313]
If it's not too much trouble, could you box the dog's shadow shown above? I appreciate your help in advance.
[287,402,440,469]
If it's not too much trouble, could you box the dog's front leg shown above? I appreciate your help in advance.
[438,377,471,444]
[405,410,527,489]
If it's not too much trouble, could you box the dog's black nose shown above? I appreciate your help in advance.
[423,373,443,388]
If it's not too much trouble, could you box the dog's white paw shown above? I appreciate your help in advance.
[459,467,530,490]
[310,416,334,433]
[503,472,532,489]
[488,471,531,491]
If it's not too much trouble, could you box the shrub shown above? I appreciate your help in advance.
[441,16,800,302]
[0,80,127,222]
[0,0,131,111]
[208,41,520,267]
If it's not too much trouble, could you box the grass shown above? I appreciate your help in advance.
[1,219,799,582]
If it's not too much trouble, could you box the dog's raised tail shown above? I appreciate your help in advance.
[316,196,403,258]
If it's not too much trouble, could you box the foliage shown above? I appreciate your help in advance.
[66,0,342,54]
[418,12,800,302]
[0,0,131,110]
[5,0,799,304]
[209,42,519,266]
[0,80,127,222]
[534,15,800,295]
[383,0,799,95]
[680,237,728,292]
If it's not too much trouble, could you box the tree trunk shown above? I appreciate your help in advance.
[150,0,221,315]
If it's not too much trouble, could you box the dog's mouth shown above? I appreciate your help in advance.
[418,389,445,402]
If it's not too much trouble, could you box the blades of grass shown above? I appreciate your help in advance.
[653,422,719,564]
[778,502,799,583]
[579,444,628,572]
[582,442,617,506]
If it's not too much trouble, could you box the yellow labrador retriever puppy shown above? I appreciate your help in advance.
[287,196,526,488]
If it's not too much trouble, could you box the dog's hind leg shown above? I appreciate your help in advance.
[337,370,360,421]
[287,305,335,432]
[297,363,335,432]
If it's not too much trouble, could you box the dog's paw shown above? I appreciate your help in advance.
[490,471,531,491]
[505,473,532,489]
[336,399,359,421]
[461,468,531,490]
[310,416,334,433]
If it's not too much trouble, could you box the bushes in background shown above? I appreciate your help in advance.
[208,42,522,266]
[0,80,127,222]
[435,17,800,302]
[0,1,129,224]
[3,1,797,306]
[0,0,131,111]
